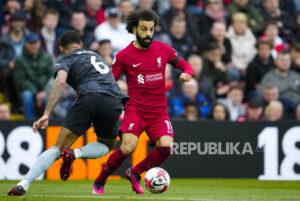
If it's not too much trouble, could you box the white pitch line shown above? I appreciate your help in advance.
[0,194,226,201]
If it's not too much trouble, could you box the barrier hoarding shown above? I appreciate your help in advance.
[0,120,299,180]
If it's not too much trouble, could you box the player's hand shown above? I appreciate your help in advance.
[33,114,49,133]
[179,73,192,82]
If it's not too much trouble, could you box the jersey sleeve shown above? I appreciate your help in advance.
[112,53,124,80]
[53,57,70,78]
[165,44,193,76]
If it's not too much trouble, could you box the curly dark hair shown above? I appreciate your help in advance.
[126,9,159,33]
[60,30,81,48]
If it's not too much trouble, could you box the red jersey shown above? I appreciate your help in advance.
[112,41,193,118]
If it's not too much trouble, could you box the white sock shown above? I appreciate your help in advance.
[17,180,30,191]
[74,148,83,159]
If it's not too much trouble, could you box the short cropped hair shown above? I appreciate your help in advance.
[126,9,159,33]
[228,85,244,93]
[206,42,221,52]
[232,12,247,23]
[255,39,273,49]
[60,30,81,48]
[277,50,290,57]
[99,39,111,46]
[44,8,59,18]
[290,42,300,52]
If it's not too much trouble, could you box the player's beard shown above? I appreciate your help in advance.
[136,32,153,49]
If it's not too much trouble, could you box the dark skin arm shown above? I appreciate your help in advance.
[33,70,68,132]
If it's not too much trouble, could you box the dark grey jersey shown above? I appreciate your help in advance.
[54,49,128,102]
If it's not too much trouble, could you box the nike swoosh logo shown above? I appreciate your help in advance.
[153,181,165,186]
[133,63,142,67]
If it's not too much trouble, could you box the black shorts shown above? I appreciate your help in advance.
[62,93,122,139]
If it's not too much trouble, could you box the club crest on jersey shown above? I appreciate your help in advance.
[137,74,144,84]
[157,57,161,67]
[128,123,135,130]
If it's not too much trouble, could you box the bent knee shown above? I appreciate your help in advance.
[120,143,137,156]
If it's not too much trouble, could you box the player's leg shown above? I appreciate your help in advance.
[130,116,173,175]
[131,135,173,175]
[93,133,139,194]
[7,127,80,196]
[59,94,114,181]
[93,106,144,194]
[124,135,172,195]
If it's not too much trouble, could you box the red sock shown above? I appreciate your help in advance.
[132,147,171,175]
[95,148,127,183]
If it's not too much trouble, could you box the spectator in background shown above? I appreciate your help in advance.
[165,64,175,113]
[171,78,211,118]
[259,50,300,103]
[71,10,98,51]
[169,16,194,60]
[226,12,256,81]
[0,103,11,120]
[39,9,60,61]
[3,11,29,59]
[290,42,300,74]
[188,54,215,103]
[295,103,300,120]
[260,21,284,59]
[4,0,21,15]
[217,85,245,121]
[43,0,82,35]
[24,0,44,32]
[94,7,135,55]
[202,42,230,97]
[160,0,201,48]
[261,83,296,119]
[197,0,228,36]
[118,0,134,23]
[84,0,105,32]
[182,102,199,121]
[198,21,232,65]
[2,0,22,35]
[0,39,21,113]
[137,0,155,10]
[207,102,230,121]
[296,12,300,42]
[97,39,113,66]
[14,33,53,120]
[227,0,265,35]
[265,100,283,121]
[260,0,297,42]
[238,96,265,121]
[245,39,275,100]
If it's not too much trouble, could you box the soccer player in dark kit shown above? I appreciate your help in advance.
[92,9,193,194]
[7,30,128,196]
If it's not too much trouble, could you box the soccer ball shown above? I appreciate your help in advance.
[144,167,170,194]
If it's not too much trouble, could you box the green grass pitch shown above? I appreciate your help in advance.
[0,179,300,201]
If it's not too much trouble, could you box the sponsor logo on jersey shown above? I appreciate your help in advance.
[157,57,161,67]
[128,123,135,130]
[133,63,142,68]
[137,74,145,84]
[145,73,163,82]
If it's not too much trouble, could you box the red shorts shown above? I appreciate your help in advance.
[120,110,174,145]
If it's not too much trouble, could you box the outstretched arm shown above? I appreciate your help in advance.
[33,70,68,132]
[172,56,193,82]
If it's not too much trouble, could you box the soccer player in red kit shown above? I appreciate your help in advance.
[93,9,193,194]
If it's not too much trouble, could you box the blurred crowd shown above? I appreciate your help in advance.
[1,0,300,122]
